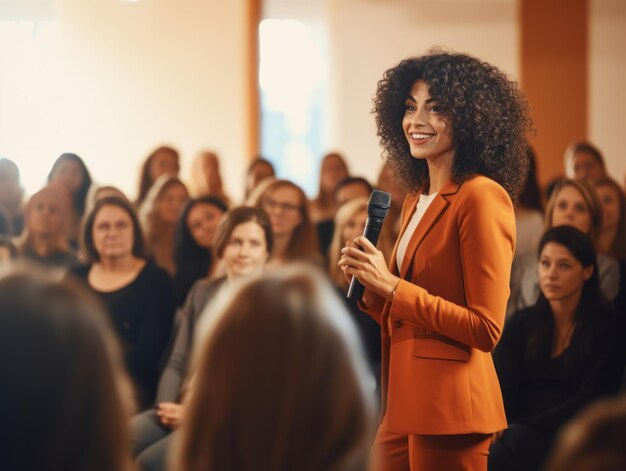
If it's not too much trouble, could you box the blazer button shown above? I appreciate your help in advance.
[393,320,403,328]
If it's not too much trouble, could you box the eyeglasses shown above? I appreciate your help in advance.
[262,197,301,213]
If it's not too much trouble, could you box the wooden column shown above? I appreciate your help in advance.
[520,0,588,186]
[246,0,261,160]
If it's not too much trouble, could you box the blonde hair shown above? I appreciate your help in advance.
[173,266,374,471]
[544,178,603,246]
[328,197,394,289]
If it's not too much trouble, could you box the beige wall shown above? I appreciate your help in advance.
[326,0,520,184]
[590,0,626,184]
[0,0,249,201]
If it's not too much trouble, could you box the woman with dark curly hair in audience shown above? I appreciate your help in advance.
[172,195,228,306]
[491,226,624,471]
[71,196,175,409]
[135,145,180,207]
[339,50,531,470]
[132,206,272,471]
[0,268,134,471]
[48,152,93,247]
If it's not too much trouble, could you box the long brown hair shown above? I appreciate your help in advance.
[256,179,320,261]
[173,267,374,471]
[0,266,134,471]
[135,146,180,207]
[594,177,626,262]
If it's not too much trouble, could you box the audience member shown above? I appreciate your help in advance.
[71,196,175,409]
[508,178,619,315]
[14,185,78,273]
[0,234,16,262]
[136,146,180,207]
[173,196,228,307]
[244,157,275,200]
[564,141,607,183]
[188,151,231,206]
[47,152,93,247]
[0,268,134,471]
[547,396,626,471]
[132,206,272,470]
[514,146,544,258]
[334,176,373,209]
[594,177,626,313]
[139,174,189,275]
[376,161,406,238]
[490,226,624,471]
[256,179,320,268]
[172,266,375,471]
[310,152,349,223]
[315,175,372,258]
[328,196,394,392]
[0,158,24,235]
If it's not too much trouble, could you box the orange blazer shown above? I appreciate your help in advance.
[360,175,514,436]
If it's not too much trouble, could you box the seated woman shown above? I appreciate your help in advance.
[131,206,273,470]
[0,157,25,235]
[593,177,626,313]
[139,174,189,276]
[508,178,620,315]
[173,196,228,307]
[47,152,93,247]
[14,185,77,273]
[70,196,175,409]
[328,196,394,392]
[244,157,275,200]
[172,266,375,471]
[255,179,320,268]
[135,145,180,207]
[188,151,231,206]
[0,268,134,471]
[490,226,624,471]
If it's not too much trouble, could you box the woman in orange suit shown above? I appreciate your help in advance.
[339,50,532,471]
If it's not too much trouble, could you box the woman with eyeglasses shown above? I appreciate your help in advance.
[255,179,320,268]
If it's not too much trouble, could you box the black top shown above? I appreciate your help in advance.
[70,261,175,409]
[494,306,624,433]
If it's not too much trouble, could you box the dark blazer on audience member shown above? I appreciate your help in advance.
[70,260,175,409]
[156,276,227,404]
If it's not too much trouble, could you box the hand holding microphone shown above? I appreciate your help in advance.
[339,190,400,304]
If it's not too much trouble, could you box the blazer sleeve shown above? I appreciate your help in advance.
[389,182,515,352]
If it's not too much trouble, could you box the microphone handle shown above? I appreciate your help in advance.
[347,216,384,303]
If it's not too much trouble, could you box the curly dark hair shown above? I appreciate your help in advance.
[372,50,532,202]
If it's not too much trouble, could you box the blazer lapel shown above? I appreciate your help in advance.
[398,180,461,279]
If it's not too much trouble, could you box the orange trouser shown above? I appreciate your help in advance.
[370,415,492,471]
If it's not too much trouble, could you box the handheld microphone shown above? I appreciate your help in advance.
[347,189,391,303]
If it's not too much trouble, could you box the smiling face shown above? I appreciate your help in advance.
[222,221,269,280]
[551,185,593,234]
[92,205,135,260]
[402,80,455,166]
[539,242,593,303]
[186,202,225,248]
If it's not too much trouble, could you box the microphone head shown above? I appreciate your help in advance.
[367,190,391,218]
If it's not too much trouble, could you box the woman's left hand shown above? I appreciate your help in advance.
[156,402,185,428]
[338,236,400,301]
